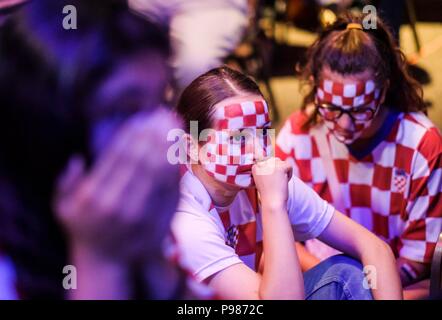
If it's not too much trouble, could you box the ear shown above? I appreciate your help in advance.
[184,133,199,163]
[380,79,390,105]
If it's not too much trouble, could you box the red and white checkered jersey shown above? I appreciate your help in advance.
[162,234,216,299]
[172,166,334,281]
[276,111,442,263]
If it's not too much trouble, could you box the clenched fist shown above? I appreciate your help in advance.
[252,157,292,212]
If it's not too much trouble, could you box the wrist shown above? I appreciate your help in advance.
[260,200,287,214]
[68,243,131,299]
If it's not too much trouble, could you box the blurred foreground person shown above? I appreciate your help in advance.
[129,0,251,95]
[0,0,208,299]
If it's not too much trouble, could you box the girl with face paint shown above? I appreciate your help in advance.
[276,13,442,299]
[174,66,402,300]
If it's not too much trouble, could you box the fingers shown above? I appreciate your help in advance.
[55,108,182,261]
[87,108,181,220]
[91,112,149,185]
[117,111,181,219]
[282,160,293,181]
[253,157,291,178]
[56,155,86,197]
[54,155,86,218]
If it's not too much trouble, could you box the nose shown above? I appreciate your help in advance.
[254,136,265,162]
[252,133,272,163]
[336,113,354,131]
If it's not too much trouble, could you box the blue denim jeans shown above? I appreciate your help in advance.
[303,255,373,300]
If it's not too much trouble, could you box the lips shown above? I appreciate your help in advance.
[334,129,354,138]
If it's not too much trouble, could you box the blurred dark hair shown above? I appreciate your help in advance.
[298,12,426,128]
[177,66,263,135]
[0,0,170,299]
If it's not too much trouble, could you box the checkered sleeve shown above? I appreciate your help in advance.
[276,112,310,178]
[399,128,442,263]
[275,117,294,161]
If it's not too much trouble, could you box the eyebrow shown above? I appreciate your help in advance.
[261,121,272,128]
[318,101,376,110]
[240,121,272,130]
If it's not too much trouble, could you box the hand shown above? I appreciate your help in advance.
[403,279,430,300]
[54,108,181,263]
[252,157,292,211]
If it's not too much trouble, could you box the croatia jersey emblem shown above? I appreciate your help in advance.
[225,225,239,249]
[392,168,408,193]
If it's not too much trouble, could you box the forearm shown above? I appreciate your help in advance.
[68,244,131,300]
[260,203,304,300]
[319,212,403,300]
[357,240,403,300]
[403,279,430,300]
[295,242,321,272]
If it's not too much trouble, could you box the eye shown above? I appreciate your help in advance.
[320,103,339,111]
[229,132,243,143]
[352,108,374,121]
[318,104,342,120]
[353,108,369,114]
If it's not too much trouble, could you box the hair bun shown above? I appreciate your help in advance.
[346,23,363,30]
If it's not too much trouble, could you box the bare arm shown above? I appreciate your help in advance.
[69,245,131,300]
[318,211,403,300]
[206,158,304,300]
[295,242,321,272]
[402,279,430,300]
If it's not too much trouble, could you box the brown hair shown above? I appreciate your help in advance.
[176,66,263,134]
[299,12,426,127]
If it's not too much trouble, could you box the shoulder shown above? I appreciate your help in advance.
[276,110,315,157]
[280,110,312,135]
[287,174,326,208]
[395,112,442,160]
[286,175,335,241]
[178,170,213,214]
[174,169,225,242]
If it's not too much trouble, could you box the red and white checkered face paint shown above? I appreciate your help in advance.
[201,100,272,188]
[316,79,381,144]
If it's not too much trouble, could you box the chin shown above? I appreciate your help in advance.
[220,179,253,191]
[225,182,246,191]
[247,179,256,188]
[334,133,359,145]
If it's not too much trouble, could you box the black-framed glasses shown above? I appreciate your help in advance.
[316,101,380,122]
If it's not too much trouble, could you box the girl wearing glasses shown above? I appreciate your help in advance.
[276,13,442,299]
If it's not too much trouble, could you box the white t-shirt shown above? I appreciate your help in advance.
[129,0,248,25]
[172,169,335,282]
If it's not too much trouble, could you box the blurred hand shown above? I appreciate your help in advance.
[0,0,27,10]
[54,108,181,263]
[252,157,292,211]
